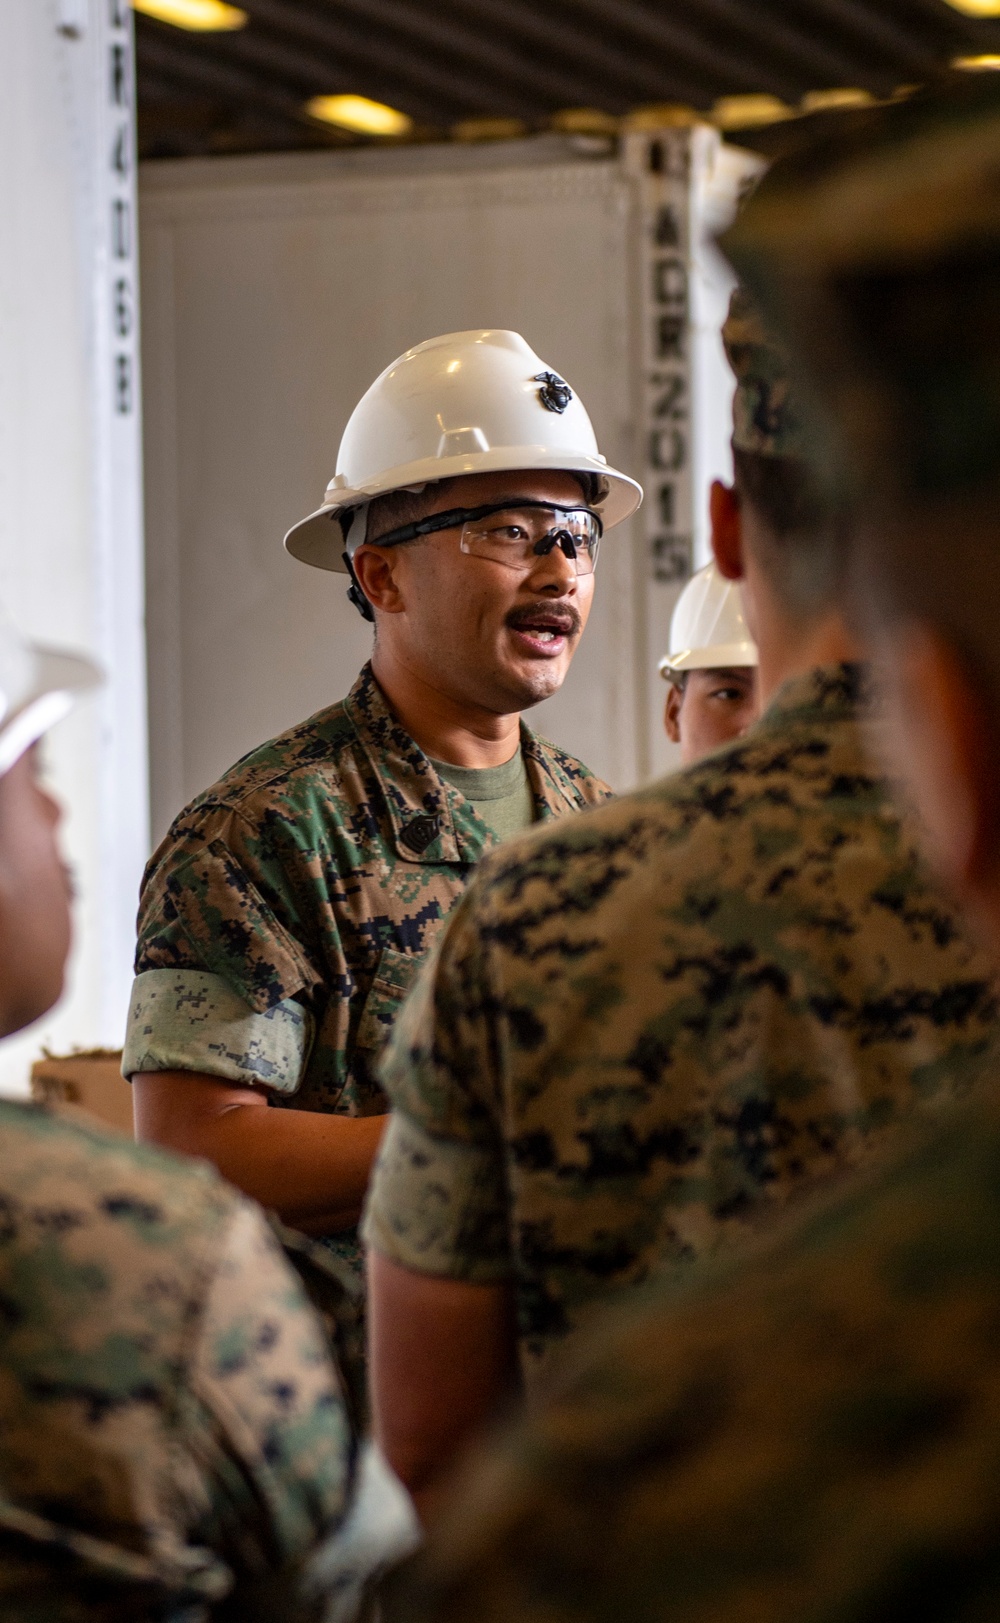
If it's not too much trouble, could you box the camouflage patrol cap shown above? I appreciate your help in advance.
[723,286,807,459]
[719,75,1000,506]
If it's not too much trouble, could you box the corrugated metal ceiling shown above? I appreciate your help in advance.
[136,0,1000,160]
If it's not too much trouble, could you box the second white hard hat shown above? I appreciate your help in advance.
[0,612,100,779]
[284,329,643,573]
[658,561,758,682]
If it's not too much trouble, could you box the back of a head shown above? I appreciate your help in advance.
[723,285,846,627]
[721,75,1000,708]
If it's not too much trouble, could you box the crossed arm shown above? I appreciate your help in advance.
[132,1070,387,1235]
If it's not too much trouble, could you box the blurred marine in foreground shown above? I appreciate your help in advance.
[386,75,1000,1622]
[0,620,414,1616]
[364,263,1000,1514]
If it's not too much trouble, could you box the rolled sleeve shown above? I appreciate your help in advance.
[122,968,313,1095]
[362,1110,513,1284]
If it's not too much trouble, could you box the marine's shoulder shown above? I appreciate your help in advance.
[521,731,614,805]
[472,698,885,899]
[483,724,792,862]
[0,1098,237,1234]
[185,699,360,819]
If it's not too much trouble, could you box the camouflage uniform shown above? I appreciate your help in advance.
[388,82,1000,1623]
[364,663,999,1388]
[387,1084,1000,1623]
[124,662,610,1266]
[0,1096,415,1620]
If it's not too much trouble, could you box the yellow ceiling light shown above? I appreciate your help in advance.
[306,95,413,137]
[550,108,620,137]
[943,0,1000,14]
[711,94,795,129]
[953,52,1000,67]
[800,88,874,113]
[132,0,247,30]
[623,103,700,131]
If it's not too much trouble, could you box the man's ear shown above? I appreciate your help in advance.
[884,624,1000,900]
[709,481,743,581]
[664,682,683,744]
[352,546,406,616]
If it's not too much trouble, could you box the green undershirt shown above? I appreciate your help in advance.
[432,749,536,843]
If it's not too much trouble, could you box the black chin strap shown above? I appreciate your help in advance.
[343,550,375,623]
[339,507,375,623]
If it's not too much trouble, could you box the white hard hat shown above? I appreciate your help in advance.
[0,611,100,779]
[284,329,643,573]
[658,562,758,682]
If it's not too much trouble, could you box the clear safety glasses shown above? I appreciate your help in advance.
[370,499,603,575]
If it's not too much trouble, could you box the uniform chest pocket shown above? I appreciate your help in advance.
[353,946,424,1070]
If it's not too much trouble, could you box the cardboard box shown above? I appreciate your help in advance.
[30,1050,133,1137]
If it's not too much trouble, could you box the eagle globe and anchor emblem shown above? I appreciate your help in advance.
[534,370,573,413]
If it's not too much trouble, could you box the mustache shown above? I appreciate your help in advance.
[505,603,583,638]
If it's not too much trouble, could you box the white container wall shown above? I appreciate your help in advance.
[0,2,148,1091]
[140,128,759,843]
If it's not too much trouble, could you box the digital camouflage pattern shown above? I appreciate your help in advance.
[387,1083,1000,1623]
[0,1096,367,1620]
[128,662,610,1118]
[366,664,1000,1389]
[268,1215,368,1437]
[722,284,807,460]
